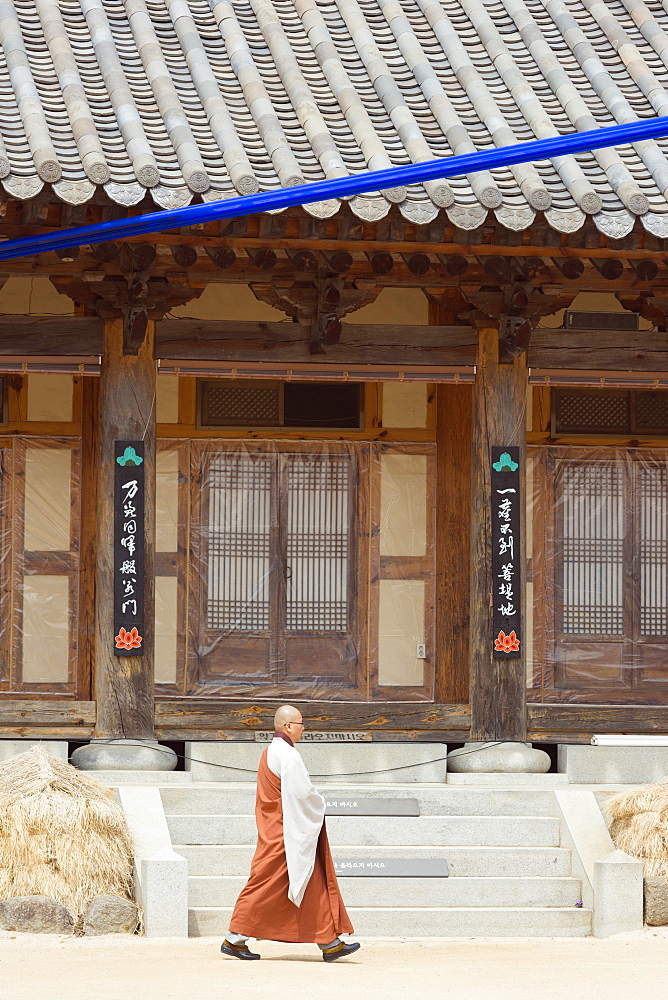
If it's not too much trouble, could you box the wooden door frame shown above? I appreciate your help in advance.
[186,439,370,700]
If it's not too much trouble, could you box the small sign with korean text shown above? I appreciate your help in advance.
[114,441,144,656]
[334,858,448,877]
[325,798,419,816]
[254,731,372,742]
[491,446,521,659]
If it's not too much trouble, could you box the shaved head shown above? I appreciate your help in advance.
[274,705,305,742]
[274,704,301,729]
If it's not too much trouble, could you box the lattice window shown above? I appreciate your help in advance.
[206,454,272,629]
[199,381,363,428]
[200,382,281,427]
[635,393,668,434]
[205,450,354,635]
[638,464,668,636]
[285,455,351,632]
[553,389,668,436]
[561,464,624,635]
[555,391,630,434]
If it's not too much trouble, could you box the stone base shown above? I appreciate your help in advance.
[0,739,69,762]
[447,772,567,786]
[447,742,551,774]
[559,745,668,783]
[644,875,668,925]
[86,770,192,786]
[185,741,448,783]
[71,739,177,772]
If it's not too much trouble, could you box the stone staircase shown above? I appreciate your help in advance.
[162,783,592,937]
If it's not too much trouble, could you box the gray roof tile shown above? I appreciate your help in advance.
[3,0,668,234]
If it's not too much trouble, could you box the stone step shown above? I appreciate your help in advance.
[175,845,573,878]
[189,905,592,938]
[189,875,582,908]
[167,814,560,847]
[160,785,555,817]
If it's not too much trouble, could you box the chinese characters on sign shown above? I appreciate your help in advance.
[491,447,521,659]
[114,442,145,656]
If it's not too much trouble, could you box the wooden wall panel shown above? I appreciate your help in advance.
[435,383,472,702]
[78,378,98,700]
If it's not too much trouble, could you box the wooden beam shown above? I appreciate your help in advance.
[94,318,155,739]
[160,728,470,742]
[528,703,668,742]
[470,326,527,741]
[0,700,95,737]
[155,320,476,365]
[154,700,471,736]
[4,317,667,374]
[0,316,103,355]
[529,331,668,370]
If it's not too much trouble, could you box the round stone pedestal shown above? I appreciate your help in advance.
[70,739,177,772]
[447,741,550,773]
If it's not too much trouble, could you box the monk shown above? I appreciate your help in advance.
[221,705,360,962]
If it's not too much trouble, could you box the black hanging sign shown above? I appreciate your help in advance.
[114,441,145,656]
[491,447,521,659]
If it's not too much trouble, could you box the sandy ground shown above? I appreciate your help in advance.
[1,929,667,1000]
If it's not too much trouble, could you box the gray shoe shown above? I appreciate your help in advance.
[322,941,361,962]
[221,940,261,960]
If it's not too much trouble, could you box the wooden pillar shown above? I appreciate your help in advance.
[470,325,527,741]
[94,318,155,739]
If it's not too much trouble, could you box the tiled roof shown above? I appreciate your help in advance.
[4,0,668,238]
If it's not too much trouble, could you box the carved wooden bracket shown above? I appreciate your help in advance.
[427,266,577,364]
[51,255,204,355]
[251,277,381,354]
[616,291,668,331]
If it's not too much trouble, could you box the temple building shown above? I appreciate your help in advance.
[2,0,668,764]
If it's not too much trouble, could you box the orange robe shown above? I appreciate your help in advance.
[230,747,354,944]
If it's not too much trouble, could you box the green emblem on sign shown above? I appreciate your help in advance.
[492,452,518,472]
[116,446,144,467]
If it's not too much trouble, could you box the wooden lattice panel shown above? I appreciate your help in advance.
[560,463,624,636]
[200,381,281,427]
[554,389,668,436]
[638,464,668,637]
[635,392,668,434]
[285,455,351,632]
[206,454,272,630]
[555,391,630,434]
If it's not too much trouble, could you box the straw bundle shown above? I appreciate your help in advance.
[0,747,134,917]
[604,778,668,877]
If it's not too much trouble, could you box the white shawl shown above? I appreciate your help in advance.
[266,736,325,906]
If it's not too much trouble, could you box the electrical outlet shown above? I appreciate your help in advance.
[416,643,426,659]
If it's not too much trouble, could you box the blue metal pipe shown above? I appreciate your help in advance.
[2,116,668,261]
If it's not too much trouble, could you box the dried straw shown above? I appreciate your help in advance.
[604,777,668,877]
[0,747,134,917]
